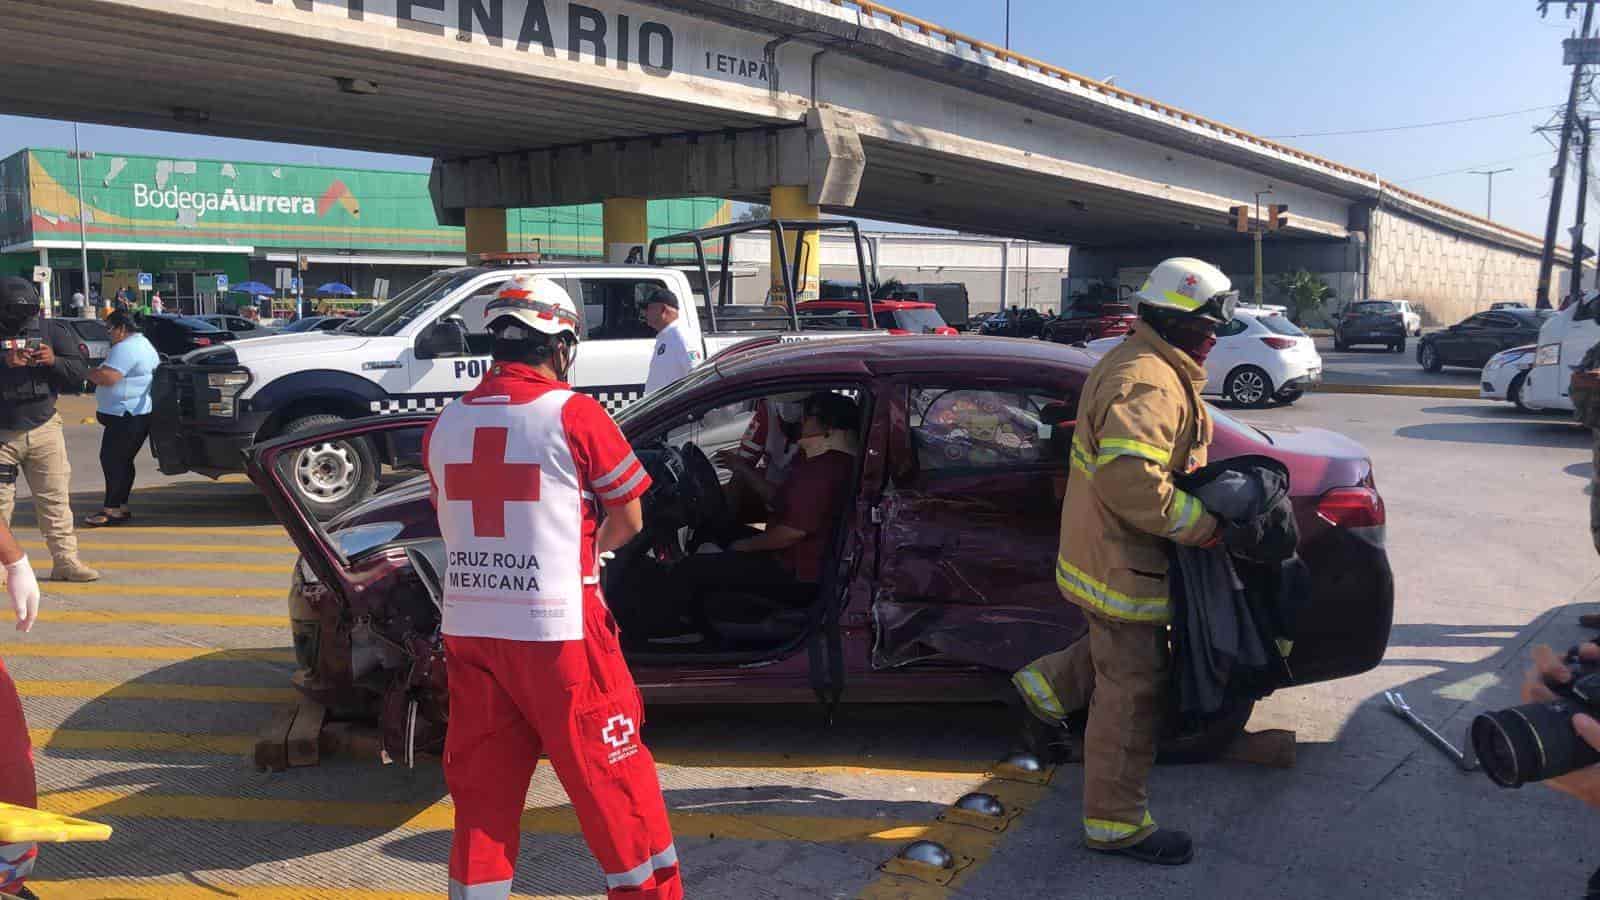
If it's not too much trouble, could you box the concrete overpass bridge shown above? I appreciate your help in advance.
[0,0,1559,321]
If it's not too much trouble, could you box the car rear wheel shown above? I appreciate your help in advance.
[282,414,379,520]
[1418,342,1443,372]
[1225,366,1273,408]
[1275,387,1304,404]
[1333,336,1348,352]
[1391,341,1405,353]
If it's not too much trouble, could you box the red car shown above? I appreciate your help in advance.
[797,299,959,335]
[245,336,1393,763]
[1041,302,1138,345]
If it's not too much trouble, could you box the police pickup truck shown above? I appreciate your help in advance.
[151,219,880,517]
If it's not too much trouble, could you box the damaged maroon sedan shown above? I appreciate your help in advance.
[244,335,1393,764]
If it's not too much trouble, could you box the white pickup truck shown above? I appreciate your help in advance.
[151,220,880,516]
[1523,291,1600,414]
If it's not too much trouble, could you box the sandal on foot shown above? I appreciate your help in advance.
[83,512,131,528]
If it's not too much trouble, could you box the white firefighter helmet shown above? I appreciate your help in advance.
[484,275,583,340]
[1133,257,1237,323]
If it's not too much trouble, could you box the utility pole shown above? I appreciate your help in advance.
[68,124,93,316]
[1537,0,1597,309]
[1468,167,1512,220]
[1004,0,1011,49]
[1253,188,1273,304]
[1573,118,1594,304]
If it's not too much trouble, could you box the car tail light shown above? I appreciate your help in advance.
[77,343,89,357]
[1260,336,1297,350]
[1317,486,1385,528]
[193,337,212,347]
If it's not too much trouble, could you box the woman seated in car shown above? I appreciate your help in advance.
[665,391,860,640]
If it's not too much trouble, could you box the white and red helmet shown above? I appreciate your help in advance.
[484,275,583,341]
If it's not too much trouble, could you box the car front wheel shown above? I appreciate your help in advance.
[1418,342,1443,372]
[282,414,379,520]
[1225,366,1273,408]
[1510,371,1534,413]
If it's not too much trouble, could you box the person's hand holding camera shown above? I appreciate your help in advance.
[29,343,54,367]
[3,347,27,369]
[1522,642,1600,805]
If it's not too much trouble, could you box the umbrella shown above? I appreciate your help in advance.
[316,282,356,297]
[230,281,274,295]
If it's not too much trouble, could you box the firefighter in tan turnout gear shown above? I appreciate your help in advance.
[1013,257,1237,866]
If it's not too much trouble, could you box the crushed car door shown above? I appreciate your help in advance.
[869,380,1086,674]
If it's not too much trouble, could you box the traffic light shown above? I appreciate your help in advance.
[1230,205,1250,233]
[1268,204,1288,231]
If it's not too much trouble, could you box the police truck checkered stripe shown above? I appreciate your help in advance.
[372,386,645,417]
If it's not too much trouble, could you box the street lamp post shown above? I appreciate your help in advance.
[1253,188,1273,305]
[68,124,94,317]
[1465,167,1504,219]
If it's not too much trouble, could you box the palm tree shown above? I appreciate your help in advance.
[1273,269,1333,324]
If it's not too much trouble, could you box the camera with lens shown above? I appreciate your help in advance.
[1471,646,1600,788]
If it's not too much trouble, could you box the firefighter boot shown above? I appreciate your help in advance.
[1097,828,1194,866]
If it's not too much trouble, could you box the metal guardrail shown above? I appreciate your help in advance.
[825,0,1550,248]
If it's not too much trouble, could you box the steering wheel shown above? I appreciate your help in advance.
[678,442,732,535]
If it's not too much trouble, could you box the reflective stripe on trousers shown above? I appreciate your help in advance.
[606,844,679,891]
[1055,558,1168,624]
[1084,810,1156,844]
[1011,665,1067,722]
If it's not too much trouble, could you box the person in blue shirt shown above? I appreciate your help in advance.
[83,310,160,527]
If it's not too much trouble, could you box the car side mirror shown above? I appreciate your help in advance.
[417,317,470,359]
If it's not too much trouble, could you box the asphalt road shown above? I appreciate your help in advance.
[2,390,1596,898]
[1312,334,1486,390]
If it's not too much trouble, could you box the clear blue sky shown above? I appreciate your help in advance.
[0,0,1581,240]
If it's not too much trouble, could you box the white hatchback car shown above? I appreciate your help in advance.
[1085,311,1323,407]
[1393,300,1423,336]
[1479,343,1537,412]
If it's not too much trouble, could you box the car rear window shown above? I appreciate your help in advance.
[887,308,948,332]
[1259,315,1306,336]
[70,320,110,341]
[1352,301,1399,314]
[176,316,223,331]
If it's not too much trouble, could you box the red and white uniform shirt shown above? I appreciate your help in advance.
[736,399,798,485]
[423,363,650,642]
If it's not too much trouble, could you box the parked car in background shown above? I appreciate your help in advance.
[140,314,235,358]
[796,299,958,334]
[979,307,1047,338]
[60,317,110,393]
[1417,308,1553,372]
[1040,301,1136,345]
[280,315,349,334]
[1086,310,1322,407]
[1391,300,1423,336]
[1479,343,1538,412]
[245,335,1391,764]
[1490,301,1529,311]
[198,314,278,338]
[1333,301,1408,352]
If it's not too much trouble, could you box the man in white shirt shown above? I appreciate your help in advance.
[643,287,700,394]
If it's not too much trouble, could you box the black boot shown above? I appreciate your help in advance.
[14,885,40,900]
[1018,709,1086,764]
[1097,828,1194,866]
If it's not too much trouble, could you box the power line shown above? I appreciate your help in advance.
[1264,105,1561,139]
[1396,150,1557,184]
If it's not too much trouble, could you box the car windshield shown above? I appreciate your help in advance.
[613,360,726,427]
[343,270,479,336]
[282,318,325,333]
[1352,301,1399,314]
[176,316,222,331]
[1258,315,1306,336]
[70,320,110,341]
[886,308,948,332]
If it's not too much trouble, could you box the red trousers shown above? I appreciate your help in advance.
[444,595,680,900]
[0,656,37,893]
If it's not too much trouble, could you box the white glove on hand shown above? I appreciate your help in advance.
[6,555,39,633]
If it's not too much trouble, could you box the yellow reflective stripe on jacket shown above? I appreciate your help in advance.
[1011,665,1067,721]
[1096,437,1172,468]
[1070,437,1097,477]
[1165,489,1203,536]
[1084,811,1156,843]
[1055,558,1168,623]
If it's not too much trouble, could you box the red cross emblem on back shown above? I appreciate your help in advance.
[445,427,541,538]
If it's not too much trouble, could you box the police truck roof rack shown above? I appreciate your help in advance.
[647,218,878,336]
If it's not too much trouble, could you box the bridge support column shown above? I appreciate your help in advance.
[603,198,649,263]
[464,208,507,261]
[770,185,820,303]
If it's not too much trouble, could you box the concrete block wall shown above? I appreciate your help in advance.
[1367,208,1539,326]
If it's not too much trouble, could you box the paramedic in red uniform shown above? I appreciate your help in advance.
[424,275,681,900]
[0,519,41,899]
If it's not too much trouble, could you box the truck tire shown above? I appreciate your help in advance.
[282,414,378,520]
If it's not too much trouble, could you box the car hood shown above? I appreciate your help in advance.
[229,331,373,359]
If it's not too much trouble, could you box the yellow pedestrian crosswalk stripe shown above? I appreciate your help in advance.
[38,787,928,844]
[64,560,288,574]
[62,525,284,537]
[20,540,296,557]
[31,728,256,756]
[0,643,294,663]
[42,610,283,628]
[16,679,297,704]
[44,583,285,599]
